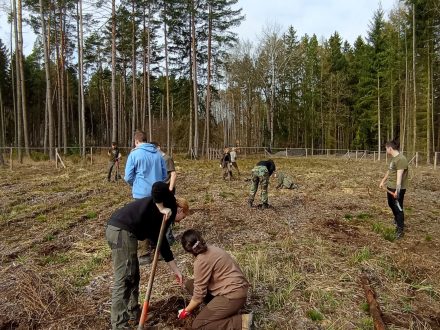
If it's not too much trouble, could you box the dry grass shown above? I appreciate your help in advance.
[0,155,439,329]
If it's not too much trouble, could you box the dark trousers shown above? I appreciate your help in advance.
[106,225,141,329]
[387,188,406,230]
[184,279,246,330]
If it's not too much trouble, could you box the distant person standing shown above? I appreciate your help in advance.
[107,142,122,182]
[124,130,167,199]
[379,140,408,239]
[229,147,240,176]
[248,159,276,209]
[220,147,232,180]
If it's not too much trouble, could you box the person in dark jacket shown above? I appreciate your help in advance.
[107,142,122,182]
[105,181,189,330]
[248,159,276,209]
[220,147,232,180]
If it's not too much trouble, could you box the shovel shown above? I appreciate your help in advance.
[381,186,403,212]
[138,214,168,329]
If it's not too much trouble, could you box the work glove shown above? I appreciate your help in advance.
[177,308,191,320]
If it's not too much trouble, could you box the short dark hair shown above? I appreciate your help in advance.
[111,141,117,146]
[150,141,159,148]
[385,139,399,150]
[181,229,208,256]
[134,130,147,143]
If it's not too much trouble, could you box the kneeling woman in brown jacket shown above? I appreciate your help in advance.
[177,229,253,330]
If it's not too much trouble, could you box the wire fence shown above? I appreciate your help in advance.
[0,146,439,171]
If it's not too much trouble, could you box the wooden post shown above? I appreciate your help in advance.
[435,152,438,170]
[10,147,13,171]
[90,147,93,165]
[327,149,329,157]
[55,148,58,168]
[373,151,376,162]
[415,152,418,168]
[285,148,288,158]
[305,148,308,158]
[385,152,388,164]
[356,150,358,160]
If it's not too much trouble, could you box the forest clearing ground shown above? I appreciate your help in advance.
[0,155,439,329]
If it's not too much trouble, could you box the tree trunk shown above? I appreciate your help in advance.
[377,75,381,160]
[17,0,29,156]
[164,8,170,151]
[111,0,117,143]
[131,0,137,142]
[412,3,417,155]
[147,3,152,141]
[205,4,212,156]
[426,40,432,164]
[78,0,86,156]
[13,0,22,162]
[191,1,199,158]
[40,0,54,160]
[60,6,67,154]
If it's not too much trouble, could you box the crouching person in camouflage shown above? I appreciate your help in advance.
[248,159,276,209]
[275,172,299,189]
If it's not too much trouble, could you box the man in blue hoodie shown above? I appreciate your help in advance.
[124,130,167,199]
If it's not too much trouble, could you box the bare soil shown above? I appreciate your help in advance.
[0,156,439,329]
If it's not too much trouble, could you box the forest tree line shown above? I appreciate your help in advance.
[0,0,439,162]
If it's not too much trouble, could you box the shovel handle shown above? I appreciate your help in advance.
[138,214,168,329]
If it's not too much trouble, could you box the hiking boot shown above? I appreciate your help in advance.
[139,253,163,265]
[139,254,153,265]
[242,313,253,330]
[261,203,270,209]
[396,228,404,240]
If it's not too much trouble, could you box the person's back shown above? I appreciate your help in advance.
[124,131,167,199]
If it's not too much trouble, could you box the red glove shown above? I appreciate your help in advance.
[177,308,191,320]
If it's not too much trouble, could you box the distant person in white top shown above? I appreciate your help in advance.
[229,147,240,176]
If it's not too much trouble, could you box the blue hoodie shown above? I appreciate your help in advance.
[124,143,167,199]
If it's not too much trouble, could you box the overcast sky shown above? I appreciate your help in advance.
[0,0,397,55]
[233,0,396,44]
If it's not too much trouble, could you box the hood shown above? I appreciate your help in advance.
[136,143,158,153]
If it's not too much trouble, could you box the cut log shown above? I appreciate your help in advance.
[360,273,386,330]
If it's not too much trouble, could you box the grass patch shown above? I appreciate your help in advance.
[36,214,47,222]
[371,222,396,241]
[360,302,370,313]
[73,254,106,287]
[307,309,324,321]
[425,235,432,242]
[343,214,353,220]
[357,212,372,220]
[358,317,373,329]
[42,253,70,265]
[44,233,56,242]
[351,247,372,264]
[86,211,97,219]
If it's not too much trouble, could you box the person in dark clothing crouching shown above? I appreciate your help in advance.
[105,181,189,330]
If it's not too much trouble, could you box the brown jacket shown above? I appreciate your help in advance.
[192,245,249,303]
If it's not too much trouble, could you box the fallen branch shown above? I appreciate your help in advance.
[360,273,386,330]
